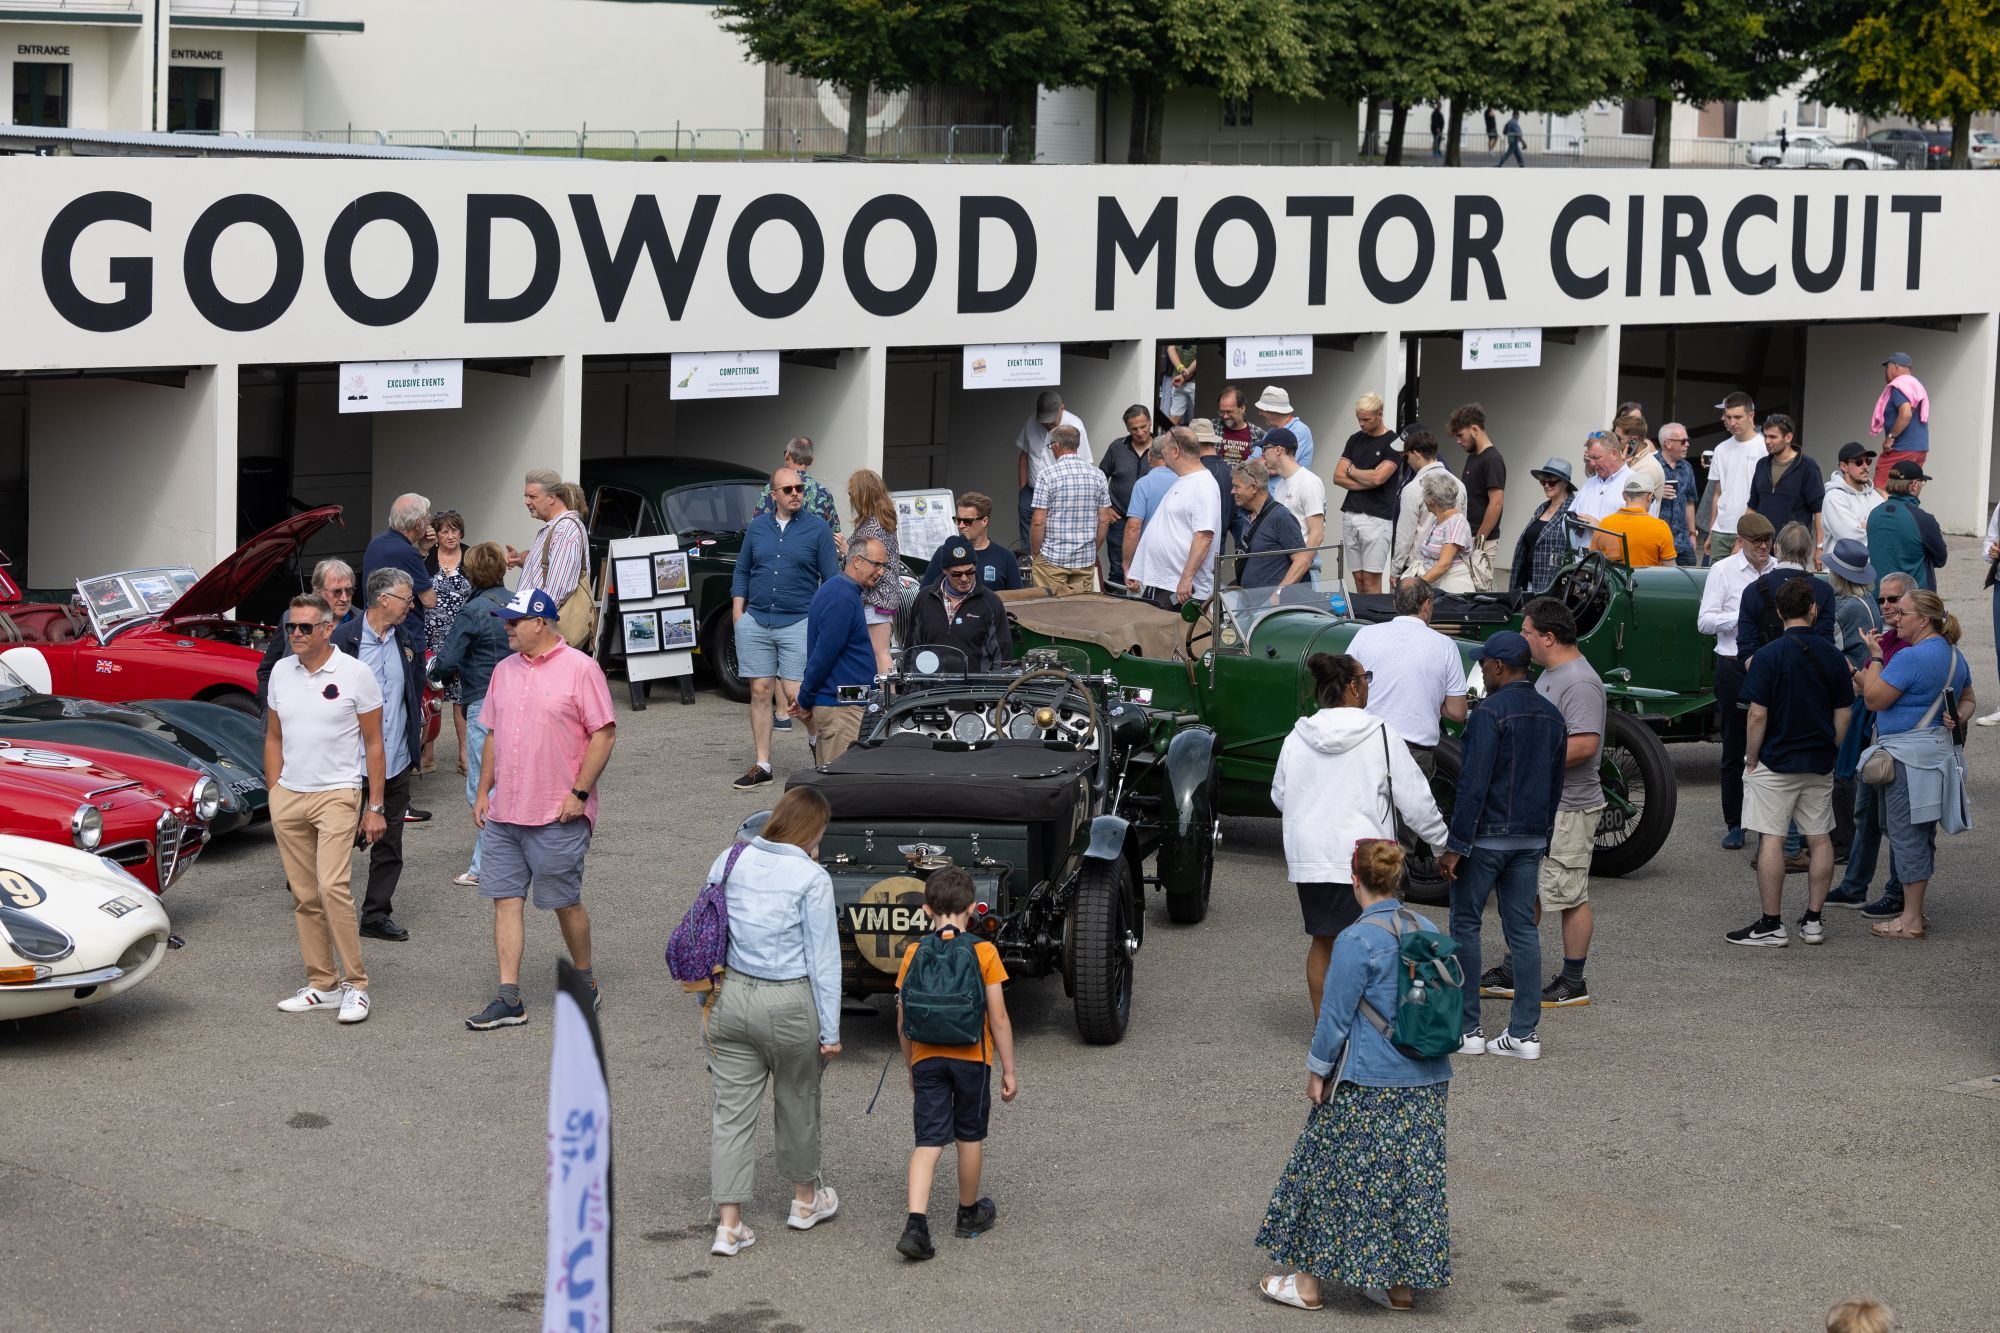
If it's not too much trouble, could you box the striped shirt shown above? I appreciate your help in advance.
[1032,454,1112,568]
[523,510,587,605]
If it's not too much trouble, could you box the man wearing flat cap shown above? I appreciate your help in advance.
[907,542,1013,672]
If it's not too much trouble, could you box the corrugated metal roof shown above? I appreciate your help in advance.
[0,126,578,162]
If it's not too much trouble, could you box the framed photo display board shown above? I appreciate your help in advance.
[604,534,695,696]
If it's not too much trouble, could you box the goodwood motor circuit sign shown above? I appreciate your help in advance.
[0,159,1975,370]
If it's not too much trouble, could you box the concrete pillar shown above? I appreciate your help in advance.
[1418,325,1621,557]
[1804,317,1997,535]
[373,357,579,571]
[27,365,233,585]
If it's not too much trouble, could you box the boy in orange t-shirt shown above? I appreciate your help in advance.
[1593,477,1677,568]
[894,867,1018,1261]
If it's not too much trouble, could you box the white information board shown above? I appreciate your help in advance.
[1225,335,1314,378]
[963,342,1060,389]
[893,488,957,561]
[605,533,694,685]
[1462,328,1542,370]
[669,349,781,399]
[336,359,463,413]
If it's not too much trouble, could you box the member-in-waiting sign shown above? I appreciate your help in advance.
[337,359,463,413]
[1225,335,1313,378]
[669,349,780,399]
[963,343,1060,390]
[1462,328,1542,370]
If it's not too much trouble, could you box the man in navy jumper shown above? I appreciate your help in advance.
[731,467,840,790]
[792,536,889,766]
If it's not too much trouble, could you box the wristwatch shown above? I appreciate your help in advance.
[366,803,386,815]
[571,787,590,802]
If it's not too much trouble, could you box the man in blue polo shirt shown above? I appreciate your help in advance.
[362,493,436,650]
[1727,578,1853,948]
[731,466,840,790]
[792,536,889,766]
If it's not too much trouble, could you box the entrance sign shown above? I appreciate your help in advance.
[963,343,1060,389]
[1462,328,1542,370]
[894,488,957,557]
[336,359,462,413]
[668,349,780,399]
[1226,335,1313,378]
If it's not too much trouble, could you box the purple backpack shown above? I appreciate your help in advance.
[667,842,746,994]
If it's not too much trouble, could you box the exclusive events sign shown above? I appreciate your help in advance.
[336,359,463,413]
[2,159,1975,369]
[1226,334,1313,378]
[668,348,779,399]
[1461,328,1541,370]
[963,342,1060,389]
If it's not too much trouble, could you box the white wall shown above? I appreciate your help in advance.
[1036,85,1095,164]
[253,32,304,129]
[28,366,233,584]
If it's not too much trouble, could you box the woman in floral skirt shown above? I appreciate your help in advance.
[421,509,473,774]
[1255,838,1453,1313]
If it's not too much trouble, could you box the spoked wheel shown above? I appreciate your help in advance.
[1397,738,1460,907]
[1067,857,1135,1044]
[1591,711,1675,878]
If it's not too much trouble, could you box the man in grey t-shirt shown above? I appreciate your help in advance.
[1522,597,1604,1009]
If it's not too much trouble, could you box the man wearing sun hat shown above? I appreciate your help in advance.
[1253,384,1315,471]
[907,541,1013,671]
[466,586,617,1031]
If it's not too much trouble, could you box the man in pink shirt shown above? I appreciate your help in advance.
[465,587,617,1030]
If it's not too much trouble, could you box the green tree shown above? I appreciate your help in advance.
[715,0,939,156]
[1625,0,1803,168]
[1811,0,2000,168]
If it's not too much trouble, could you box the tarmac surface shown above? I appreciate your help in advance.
[11,538,1999,1332]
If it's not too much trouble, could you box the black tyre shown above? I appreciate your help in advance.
[207,690,260,718]
[1067,857,1134,1045]
[1398,737,1460,907]
[1841,158,1866,170]
[1592,710,1676,878]
[1160,771,1216,925]
[700,610,751,703]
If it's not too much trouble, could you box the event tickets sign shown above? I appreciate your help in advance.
[963,342,1059,389]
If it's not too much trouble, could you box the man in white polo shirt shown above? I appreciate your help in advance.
[264,591,388,1025]
[1347,579,1469,752]
[1125,426,1220,608]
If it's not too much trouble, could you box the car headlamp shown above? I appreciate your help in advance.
[0,904,74,963]
[71,803,104,851]
[192,776,223,823]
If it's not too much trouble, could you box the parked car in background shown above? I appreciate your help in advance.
[0,739,213,893]
[1970,130,2000,168]
[1746,133,1897,170]
[0,832,173,1021]
[1841,127,1937,169]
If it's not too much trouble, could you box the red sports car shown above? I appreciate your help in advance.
[0,506,343,716]
[0,738,217,893]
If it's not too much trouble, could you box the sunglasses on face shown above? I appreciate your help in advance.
[284,621,324,635]
[947,567,976,579]
[325,587,353,599]
[777,485,805,495]
[955,516,983,526]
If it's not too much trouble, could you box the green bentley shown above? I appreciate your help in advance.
[1005,545,1687,900]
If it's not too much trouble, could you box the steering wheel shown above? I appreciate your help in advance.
[1184,600,1214,659]
[996,667,1100,747]
[1556,552,1608,619]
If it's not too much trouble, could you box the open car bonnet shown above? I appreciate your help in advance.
[102,505,343,627]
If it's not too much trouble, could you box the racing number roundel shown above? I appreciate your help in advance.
[0,869,48,909]
[849,874,929,975]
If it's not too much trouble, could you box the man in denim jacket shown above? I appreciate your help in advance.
[1444,632,1567,1060]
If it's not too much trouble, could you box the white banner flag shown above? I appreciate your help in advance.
[544,961,612,1333]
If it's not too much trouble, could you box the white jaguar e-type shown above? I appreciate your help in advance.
[0,833,171,1020]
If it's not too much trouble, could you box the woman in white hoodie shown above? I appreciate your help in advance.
[1273,652,1455,1017]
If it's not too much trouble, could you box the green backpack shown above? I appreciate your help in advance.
[1358,908,1465,1060]
[900,929,987,1048]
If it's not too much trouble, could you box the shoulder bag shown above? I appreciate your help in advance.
[1859,648,1962,785]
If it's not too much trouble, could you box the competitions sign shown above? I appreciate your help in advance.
[543,959,611,1333]
[1225,335,1313,379]
[336,359,462,413]
[893,488,956,560]
[1462,328,1542,370]
[963,342,1060,389]
[668,349,780,399]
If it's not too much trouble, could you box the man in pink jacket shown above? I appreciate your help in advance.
[1872,352,1930,491]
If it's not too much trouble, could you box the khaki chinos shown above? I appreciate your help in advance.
[815,704,864,764]
[270,784,369,991]
[706,971,825,1205]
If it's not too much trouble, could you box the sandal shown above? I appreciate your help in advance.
[1870,919,1927,940]
[1257,1273,1323,1311]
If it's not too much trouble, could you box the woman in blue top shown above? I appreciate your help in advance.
[1256,839,1452,1313]
[704,787,843,1257]
[1855,588,1974,941]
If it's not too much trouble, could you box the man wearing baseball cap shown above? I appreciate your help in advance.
[1593,476,1677,568]
[1820,442,1882,560]
[907,541,1013,671]
[1446,631,1567,1061]
[466,587,617,1030]
[1016,390,1090,549]
[1865,458,1946,593]
[1872,352,1929,491]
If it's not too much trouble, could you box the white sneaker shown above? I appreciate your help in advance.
[1798,916,1826,945]
[1976,707,2000,728]
[278,986,342,1013]
[711,1222,756,1256]
[1457,1028,1487,1056]
[1487,1030,1542,1060]
[787,1185,839,1230]
[337,984,371,1024]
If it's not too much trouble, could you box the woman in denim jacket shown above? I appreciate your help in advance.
[1256,840,1452,1313]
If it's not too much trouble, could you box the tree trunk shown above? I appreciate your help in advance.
[1140,89,1165,164]
[1651,98,1672,168]
[1007,83,1036,163]
[1443,99,1463,166]
[1952,107,1971,169]
[1127,84,1152,163]
[845,82,869,157]
[1385,101,1409,166]
[1362,94,1382,157]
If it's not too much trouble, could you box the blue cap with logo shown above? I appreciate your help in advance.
[1477,630,1533,668]
[495,587,561,621]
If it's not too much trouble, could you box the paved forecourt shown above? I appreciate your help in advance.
[8,541,1999,1331]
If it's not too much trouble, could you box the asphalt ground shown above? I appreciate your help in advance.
[10,538,1999,1333]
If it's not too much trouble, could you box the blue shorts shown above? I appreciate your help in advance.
[911,1056,991,1147]
[476,818,592,909]
[734,614,807,680]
